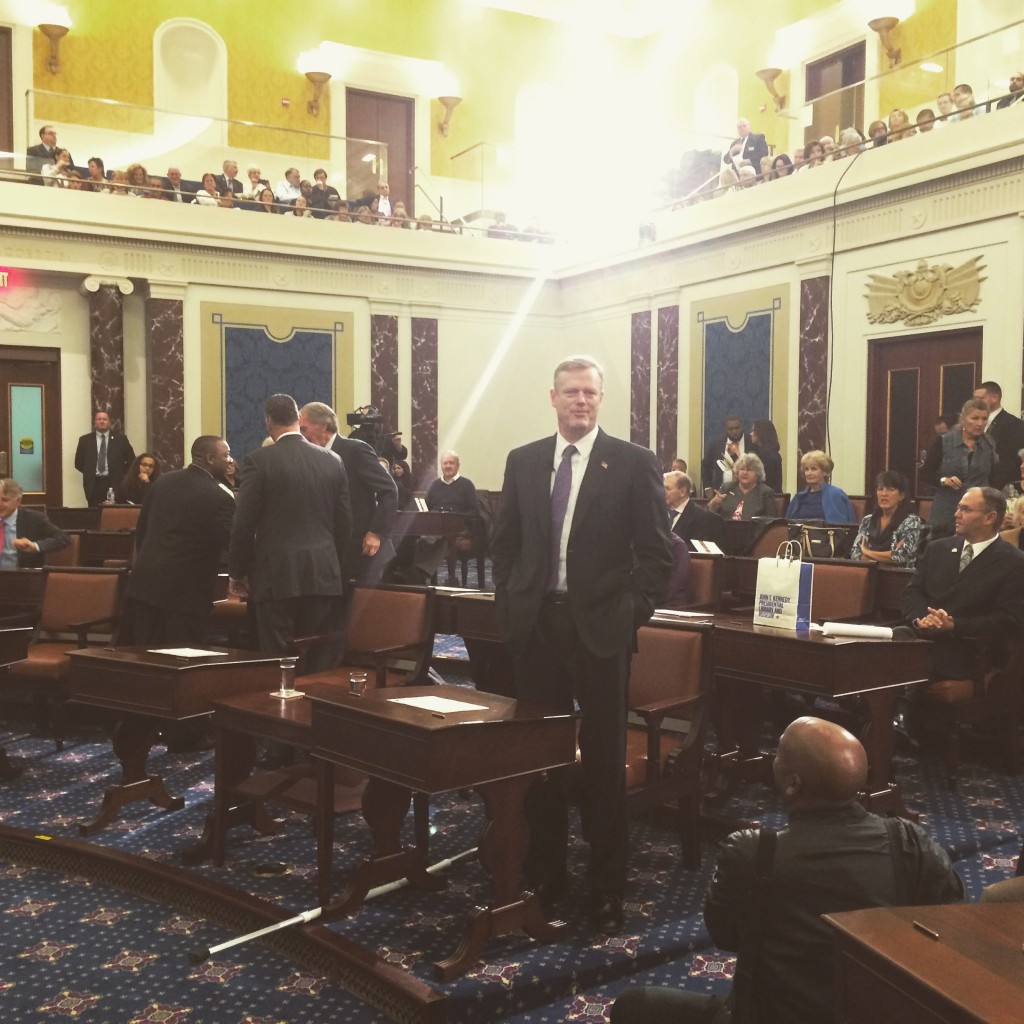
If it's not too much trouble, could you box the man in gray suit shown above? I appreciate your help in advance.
[228,395,352,671]
[491,356,672,935]
[298,401,398,584]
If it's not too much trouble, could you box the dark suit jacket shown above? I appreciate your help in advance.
[902,535,1024,677]
[127,465,236,614]
[996,93,1023,109]
[162,178,197,203]
[701,433,754,491]
[491,428,673,659]
[11,508,70,568]
[27,144,74,181]
[987,408,1024,490]
[329,435,398,576]
[74,430,136,503]
[728,133,768,173]
[228,433,352,602]
[671,499,726,547]
[215,174,244,196]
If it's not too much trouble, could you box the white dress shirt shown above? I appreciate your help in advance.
[551,425,599,592]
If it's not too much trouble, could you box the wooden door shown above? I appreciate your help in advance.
[345,88,415,215]
[866,328,982,496]
[0,346,63,505]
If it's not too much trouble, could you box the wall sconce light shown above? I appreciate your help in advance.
[868,17,902,68]
[755,68,785,112]
[305,70,331,117]
[438,96,462,137]
[38,23,69,75]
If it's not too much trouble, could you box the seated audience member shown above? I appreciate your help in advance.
[285,196,312,218]
[241,165,268,200]
[327,199,352,223]
[355,206,376,225]
[935,91,958,125]
[786,450,855,522]
[309,168,341,219]
[611,716,963,1024]
[27,124,69,183]
[820,135,838,161]
[392,459,413,509]
[42,148,73,187]
[0,478,70,569]
[117,452,162,505]
[488,212,519,238]
[665,471,725,548]
[390,200,411,227]
[274,167,302,204]
[850,470,922,567]
[758,154,773,181]
[799,139,825,169]
[215,159,243,196]
[916,108,937,133]
[109,170,131,196]
[216,189,238,210]
[416,214,435,230]
[919,397,994,538]
[86,157,111,193]
[125,162,149,197]
[953,82,982,119]
[144,176,167,200]
[670,457,688,474]
[299,179,314,206]
[769,153,793,178]
[708,453,776,520]
[996,70,1024,109]
[791,148,804,172]
[750,418,782,491]
[163,167,190,203]
[66,171,87,191]
[255,187,276,214]
[1001,450,1024,503]
[902,486,1024,679]
[867,119,888,146]
[377,181,392,218]
[836,126,865,157]
[887,108,915,141]
[192,172,220,206]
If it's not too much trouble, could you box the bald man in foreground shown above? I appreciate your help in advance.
[612,717,963,1024]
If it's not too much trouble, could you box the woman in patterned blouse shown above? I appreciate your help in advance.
[850,470,922,567]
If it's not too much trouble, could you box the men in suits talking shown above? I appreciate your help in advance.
[491,356,673,936]
[298,401,398,584]
[0,479,69,568]
[228,395,351,673]
[74,410,136,506]
[126,436,236,646]
[902,486,1024,678]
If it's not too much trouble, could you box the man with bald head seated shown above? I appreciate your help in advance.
[611,717,962,1024]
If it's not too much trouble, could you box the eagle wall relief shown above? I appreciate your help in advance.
[864,255,985,327]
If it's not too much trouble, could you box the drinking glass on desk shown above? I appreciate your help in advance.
[349,671,368,696]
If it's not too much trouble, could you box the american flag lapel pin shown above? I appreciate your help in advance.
[601,461,609,469]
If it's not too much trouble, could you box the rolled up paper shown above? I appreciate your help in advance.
[821,621,894,640]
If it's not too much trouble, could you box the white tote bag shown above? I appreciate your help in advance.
[753,541,813,631]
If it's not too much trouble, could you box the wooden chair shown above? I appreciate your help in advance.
[576,622,714,870]
[918,630,1024,789]
[847,496,869,522]
[5,568,128,749]
[44,532,81,567]
[97,505,141,532]
[746,521,793,559]
[681,554,723,611]
[808,560,876,621]
[296,584,437,687]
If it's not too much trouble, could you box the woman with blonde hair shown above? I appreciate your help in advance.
[786,450,855,522]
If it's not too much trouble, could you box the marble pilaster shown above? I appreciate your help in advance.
[370,314,399,435]
[81,277,132,430]
[656,305,679,468]
[630,311,651,447]
[798,277,830,458]
[411,317,438,487]
[145,295,185,470]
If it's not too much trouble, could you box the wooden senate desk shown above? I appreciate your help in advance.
[307,682,576,981]
[67,647,285,836]
[826,903,1024,1024]
[712,614,931,816]
[0,626,34,779]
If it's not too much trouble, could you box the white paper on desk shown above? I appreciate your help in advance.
[654,608,714,619]
[148,647,230,658]
[821,622,894,640]
[690,539,724,555]
[388,695,489,714]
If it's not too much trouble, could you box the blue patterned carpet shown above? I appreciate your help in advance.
[0,670,1020,1023]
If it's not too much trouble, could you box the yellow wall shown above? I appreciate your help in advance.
[877,0,959,117]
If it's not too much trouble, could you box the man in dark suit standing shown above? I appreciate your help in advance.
[902,486,1024,678]
[0,479,69,568]
[126,436,236,645]
[723,118,769,180]
[74,410,136,506]
[26,125,73,183]
[228,395,352,672]
[700,414,751,493]
[665,470,725,548]
[974,381,1024,490]
[491,356,673,935]
[298,401,398,584]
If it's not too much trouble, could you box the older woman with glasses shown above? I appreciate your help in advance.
[708,453,777,520]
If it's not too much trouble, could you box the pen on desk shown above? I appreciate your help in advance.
[912,920,940,940]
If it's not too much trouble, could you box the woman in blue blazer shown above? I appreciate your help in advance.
[786,450,855,522]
